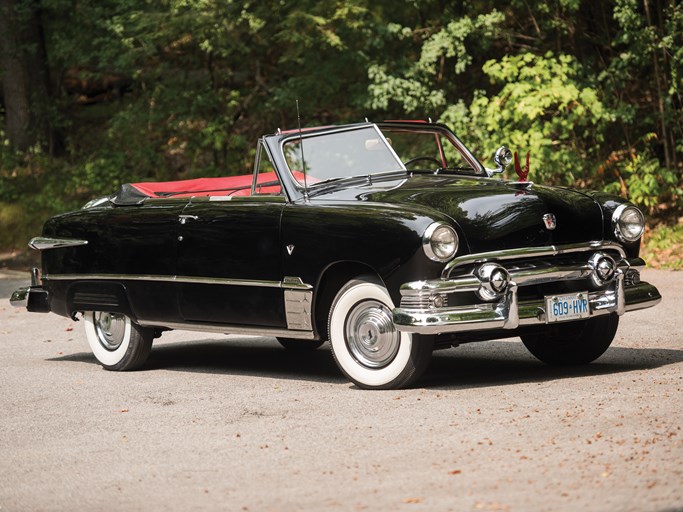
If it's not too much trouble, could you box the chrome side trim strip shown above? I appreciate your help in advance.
[282,276,314,290]
[138,320,316,339]
[29,237,88,251]
[443,241,627,278]
[42,273,313,290]
[43,274,282,288]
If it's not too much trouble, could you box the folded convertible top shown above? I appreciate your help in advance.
[110,174,279,205]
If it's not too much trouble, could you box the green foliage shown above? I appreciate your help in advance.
[367,9,504,114]
[0,200,47,250]
[443,52,611,185]
[599,0,682,206]
[416,11,504,76]
[666,3,683,97]
[1,0,682,253]
[601,133,682,212]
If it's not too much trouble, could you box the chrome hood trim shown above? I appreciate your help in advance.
[443,241,626,279]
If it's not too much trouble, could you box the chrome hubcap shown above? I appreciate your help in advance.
[94,312,126,351]
[345,300,400,369]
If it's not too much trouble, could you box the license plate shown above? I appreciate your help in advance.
[545,292,590,323]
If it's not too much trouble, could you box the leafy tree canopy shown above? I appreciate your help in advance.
[0,0,681,239]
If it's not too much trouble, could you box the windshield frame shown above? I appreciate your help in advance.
[272,121,487,200]
[376,122,485,176]
[279,123,406,189]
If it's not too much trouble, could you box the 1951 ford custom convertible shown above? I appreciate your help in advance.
[11,121,662,389]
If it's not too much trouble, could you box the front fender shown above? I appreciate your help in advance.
[281,201,456,305]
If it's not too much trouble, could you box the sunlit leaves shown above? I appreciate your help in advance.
[417,11,504,76]
[1,0,681,225]
[445,52,610,185]
[366,9,504,115]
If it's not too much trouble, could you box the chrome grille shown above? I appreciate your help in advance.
[400,294,430,309]
[400,293,448,310]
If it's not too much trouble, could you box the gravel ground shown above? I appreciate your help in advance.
[0,269,681,512]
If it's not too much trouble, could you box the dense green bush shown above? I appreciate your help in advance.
[1,0,681,253]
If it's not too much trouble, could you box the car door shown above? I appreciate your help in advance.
[175,143,287,327]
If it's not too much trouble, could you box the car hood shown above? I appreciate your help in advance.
[322,175,604,254]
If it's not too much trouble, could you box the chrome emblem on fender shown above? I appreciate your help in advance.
[543,213,557,230]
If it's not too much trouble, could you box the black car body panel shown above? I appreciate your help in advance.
[326,175,605,253]
[11,121,661,388]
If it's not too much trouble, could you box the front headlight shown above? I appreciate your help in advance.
[423,222,458,262]
[612,204,645,242]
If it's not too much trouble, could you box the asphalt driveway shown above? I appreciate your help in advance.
[0,269,681,511]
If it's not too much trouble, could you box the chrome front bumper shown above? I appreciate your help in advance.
[393,251,662,336]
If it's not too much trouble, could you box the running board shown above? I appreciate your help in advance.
[138,320,318,340]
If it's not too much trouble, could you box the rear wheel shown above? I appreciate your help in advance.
[328,276,433,389]
[521,313,619,365]
[83,311,153,371]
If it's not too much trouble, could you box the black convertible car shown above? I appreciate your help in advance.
[11,121,661,389]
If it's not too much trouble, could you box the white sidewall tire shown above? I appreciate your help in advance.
[84,311,133,368]
[329,280,413,388]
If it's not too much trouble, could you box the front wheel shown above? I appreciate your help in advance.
[83,311,153,371]
[328,276,433,389]
[521,313,619,365]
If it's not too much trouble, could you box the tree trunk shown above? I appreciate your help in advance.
[0,0,52,152]
[0,0,32,151]
[643,0,672,171]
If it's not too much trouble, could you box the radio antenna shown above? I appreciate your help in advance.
[296,99,309,201]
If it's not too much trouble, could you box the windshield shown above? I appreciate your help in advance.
[282,123,481,186]
[283,126,404,185]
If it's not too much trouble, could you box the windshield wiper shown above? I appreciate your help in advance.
[306,170,407,197]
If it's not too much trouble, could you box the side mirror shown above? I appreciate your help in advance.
[485,145,512,177]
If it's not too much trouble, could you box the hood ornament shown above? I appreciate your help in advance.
[514,151,530,181]
[543,213,557,230]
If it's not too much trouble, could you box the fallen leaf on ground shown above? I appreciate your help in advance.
[403,497,423,504]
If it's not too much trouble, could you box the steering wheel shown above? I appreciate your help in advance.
[404,156,442,169]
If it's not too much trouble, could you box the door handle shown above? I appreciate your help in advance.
[178,215,199,224]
